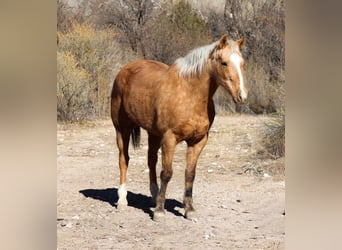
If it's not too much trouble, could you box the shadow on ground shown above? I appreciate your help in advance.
[79,188,184,219]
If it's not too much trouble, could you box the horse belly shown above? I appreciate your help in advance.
[123,86,156,131]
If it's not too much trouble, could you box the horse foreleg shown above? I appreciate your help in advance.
[148,133,161,206]
[184,134,208,219]
[115,128,131,209]
[153,131,177,221]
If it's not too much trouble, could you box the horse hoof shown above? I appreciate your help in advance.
[116,200,128,210]
[153,210,165,222]
[185,210,197,221]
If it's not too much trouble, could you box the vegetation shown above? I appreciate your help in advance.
[57,0,285,120]
[57,22,135,121]
[261,108,285,159]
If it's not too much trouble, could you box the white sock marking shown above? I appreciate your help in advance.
[117,183,127,205]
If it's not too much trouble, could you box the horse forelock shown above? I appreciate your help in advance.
[228,40,242,55]
[175,41,219,78]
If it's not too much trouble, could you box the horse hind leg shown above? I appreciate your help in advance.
[147,133,161,206]
[115,128,131,209]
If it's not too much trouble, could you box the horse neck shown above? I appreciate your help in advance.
[168,63,219,102]
[187,65,219,100]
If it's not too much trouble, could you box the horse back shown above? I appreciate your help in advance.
[112,60,168,96]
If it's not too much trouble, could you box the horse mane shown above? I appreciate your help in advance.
[175,40,219,78]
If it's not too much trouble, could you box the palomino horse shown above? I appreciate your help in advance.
[111,34,247,221]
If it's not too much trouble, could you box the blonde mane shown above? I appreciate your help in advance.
[175,41,218,78]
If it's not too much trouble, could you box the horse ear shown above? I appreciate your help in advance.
[217,34,229,49]
[210,34,229,59]
[237,37,245,48]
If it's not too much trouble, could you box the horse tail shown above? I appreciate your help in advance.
[131,126,141,149]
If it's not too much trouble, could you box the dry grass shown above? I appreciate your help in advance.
[261,109,285,159]
[57,51,90,121]
[202,114,285,180]
[246,57,285,114]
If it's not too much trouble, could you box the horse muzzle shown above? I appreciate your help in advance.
[233,91,248,104]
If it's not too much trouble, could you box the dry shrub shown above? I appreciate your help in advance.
[246,57,284,114]
[57,22,135,121]
[57,52,90,121]
[57,0,284,117]
[79,0,158,56]
[79,0,210,65]
[57,0,74,33]
[143,0,210,64]
[261,108,285,158]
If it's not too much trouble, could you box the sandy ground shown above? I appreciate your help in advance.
[57,115,285,249]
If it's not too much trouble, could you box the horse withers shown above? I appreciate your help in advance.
[110,34,247,221]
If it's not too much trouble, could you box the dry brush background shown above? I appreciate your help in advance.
[57,0,284,121]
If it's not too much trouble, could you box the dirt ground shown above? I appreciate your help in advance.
[57,115,285,249]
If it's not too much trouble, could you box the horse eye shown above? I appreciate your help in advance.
[221,62,228,67]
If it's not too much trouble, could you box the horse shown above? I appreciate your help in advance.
[111,34,247,221]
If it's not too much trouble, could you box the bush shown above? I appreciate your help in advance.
[261,108,285,158]
[142,0,210,64]
[246,57,284,114]
[57,22,135,121]
[57,51,90,121]
[57,0,73,33]
[57,1,285,118]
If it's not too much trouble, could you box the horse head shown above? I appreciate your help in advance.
[210,35,248,104]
